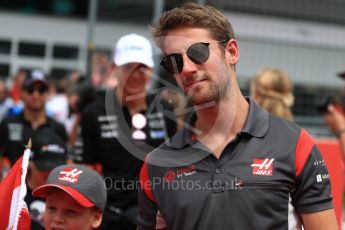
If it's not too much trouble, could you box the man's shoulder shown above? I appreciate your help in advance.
[46,117,66,129]
[82,94,106,116]
[1,114,23,124]
[145,130,195,166]
[267,113,302,137]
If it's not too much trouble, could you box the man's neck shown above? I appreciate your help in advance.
[24,108,47,129]
[193,94,249,158]
[116,87,147,115]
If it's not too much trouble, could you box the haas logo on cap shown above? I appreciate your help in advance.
[58,168,83,184]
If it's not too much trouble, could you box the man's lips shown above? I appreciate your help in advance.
[184,79,206,89]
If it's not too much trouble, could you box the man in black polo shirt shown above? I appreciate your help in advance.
[80,34,176,229]
[138,3,338,230]
[0,70,67,179]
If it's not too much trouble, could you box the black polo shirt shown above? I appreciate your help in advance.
[138,98,333,230]
[0,113,67,165]
[80,90,177,208]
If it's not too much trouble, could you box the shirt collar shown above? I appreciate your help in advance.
[241,97,269,138]
[169,97,269,149]
[19,111,50,127]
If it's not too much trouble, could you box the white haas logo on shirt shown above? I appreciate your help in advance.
[251,158,274,176]
[58,168,83,184]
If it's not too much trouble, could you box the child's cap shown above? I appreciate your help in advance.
[32,164,107,210]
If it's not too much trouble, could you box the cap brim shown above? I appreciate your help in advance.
[32,184,94,208]
[23,80,48,88]
[114,57,154,68]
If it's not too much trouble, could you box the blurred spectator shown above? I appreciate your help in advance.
[0,70,67,179]
[251,68,294,121]
[65,82,81,135]
[10,69,26,104]
[45,76,69,123]
[80,33,177,229]
[25,129,67,230]
[324,104,345,157]
[91,52,112,89]
[0,80,14,121]
[8,69,26,116]
[160,88,189,131]
[66,81,97,163]
[68,69,84,84]
[324,72,345,158]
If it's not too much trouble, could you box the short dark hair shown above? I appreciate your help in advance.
[150,3,235,46]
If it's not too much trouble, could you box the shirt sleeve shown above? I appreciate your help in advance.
[291,129,333,213]
[138,160,166,230]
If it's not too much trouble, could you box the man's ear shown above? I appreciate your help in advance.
[91,208,103,229]
[225,39,240,66]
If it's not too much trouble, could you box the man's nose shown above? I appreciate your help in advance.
[180,54,198,75]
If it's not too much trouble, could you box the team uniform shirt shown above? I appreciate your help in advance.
[138,98,333,230]
[0,113,67,165]
[80,90,177,209]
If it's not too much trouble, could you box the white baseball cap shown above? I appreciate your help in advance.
[113,33,154,68]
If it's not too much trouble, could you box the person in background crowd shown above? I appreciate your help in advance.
[25,129,67,230]
[8,69,26,116]
[0,80,14,121]
[45,76,69,124]
[160,88,188,131]
[0,70,67,179]
[66,80,97,163]
[251,68,294,121]
[138,3,337,230]
[80,33,177,229]
[91,52,112,89]
[68,70,84,84]
[324,71,345,158]
[10,69,26,104]
[32,164,106,230]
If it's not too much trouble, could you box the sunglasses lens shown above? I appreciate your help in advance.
[161,54,183,74]
[38,87,46,94]
[26,85,46,94]
[187,42,210,64]
[27,86,34,94]
[161,42,211,74]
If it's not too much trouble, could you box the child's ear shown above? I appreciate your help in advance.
[91,208,103,229]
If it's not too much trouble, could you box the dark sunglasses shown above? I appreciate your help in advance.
[160,40,226,74]
[26,85,47,95]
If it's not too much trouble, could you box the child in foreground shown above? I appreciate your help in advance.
[33,164,107,230]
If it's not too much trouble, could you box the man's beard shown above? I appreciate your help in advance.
[26,104,45,112]
[185,71,231,106]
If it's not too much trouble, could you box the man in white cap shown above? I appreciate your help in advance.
[80,33,177,229]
